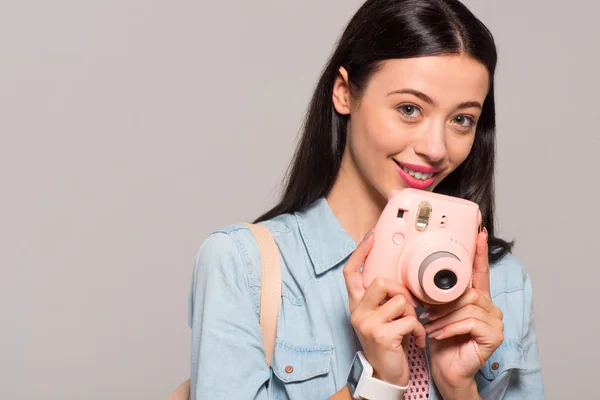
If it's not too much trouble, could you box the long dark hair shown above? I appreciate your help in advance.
[255,0,513,263]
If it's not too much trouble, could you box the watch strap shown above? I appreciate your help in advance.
[357,375,408,400]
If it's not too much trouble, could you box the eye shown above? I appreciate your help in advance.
[451,115,476,130]
[397,104,422,120]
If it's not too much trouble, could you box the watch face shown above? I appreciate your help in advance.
[347,355,364,394]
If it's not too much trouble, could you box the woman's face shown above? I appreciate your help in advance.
[332,54,490,199]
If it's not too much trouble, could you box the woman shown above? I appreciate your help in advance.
[188,0,544,398]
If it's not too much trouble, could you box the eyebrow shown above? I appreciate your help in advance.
[386,89,482,110]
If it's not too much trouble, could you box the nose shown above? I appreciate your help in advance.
[413,123,447,164]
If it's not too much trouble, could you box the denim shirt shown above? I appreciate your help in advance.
[189,197,545,399]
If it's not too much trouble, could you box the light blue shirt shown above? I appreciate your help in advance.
[189,197,544,399]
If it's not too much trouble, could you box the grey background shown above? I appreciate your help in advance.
[1,0,598,399]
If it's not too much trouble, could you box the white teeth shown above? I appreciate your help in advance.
[402,166,434,181]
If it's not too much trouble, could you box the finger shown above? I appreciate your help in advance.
[471,227,491,298]
[343,231,375,309]
[361,277,417,311]
[373,293,417,323]
[421,288,502,322]
[428,318,503,352]
[424,304,503,335]
[385,315,427,349]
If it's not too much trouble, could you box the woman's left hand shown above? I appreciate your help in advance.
[422,228,504,400]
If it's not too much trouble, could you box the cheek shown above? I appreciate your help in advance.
[447,135,476,167]
[351,104,409,154]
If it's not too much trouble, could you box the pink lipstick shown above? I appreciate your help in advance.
[394,161,440,190]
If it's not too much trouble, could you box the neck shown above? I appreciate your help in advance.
[326,150,387,243]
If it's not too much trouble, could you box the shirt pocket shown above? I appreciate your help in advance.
[478,340,526,382]
[271,340,334,400]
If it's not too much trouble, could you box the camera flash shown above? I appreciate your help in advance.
[416,201,432,232]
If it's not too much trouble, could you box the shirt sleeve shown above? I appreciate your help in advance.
[188,230,271,400]
[502,271,545,399]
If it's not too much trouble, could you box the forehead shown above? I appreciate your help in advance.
[365,55,490,104]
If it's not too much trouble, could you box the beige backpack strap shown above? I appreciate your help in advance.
[244,222,281,367]
[166,223,281,400]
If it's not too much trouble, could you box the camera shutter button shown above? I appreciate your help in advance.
[392,233,405,245]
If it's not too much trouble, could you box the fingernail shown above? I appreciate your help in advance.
[428,330,441,339]
[483,227,488,235]
[362,230,374,242]
[419,312,430,320]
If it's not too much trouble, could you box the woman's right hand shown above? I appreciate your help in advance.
[343,231,427,387]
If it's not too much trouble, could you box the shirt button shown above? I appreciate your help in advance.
[491,362,500,370]
[285,365,294,373]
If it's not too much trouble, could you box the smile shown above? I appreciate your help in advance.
[400,166,434,181]
[393,160,441,189]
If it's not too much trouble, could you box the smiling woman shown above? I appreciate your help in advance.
[330,55,488,195]
[186,0,545,399]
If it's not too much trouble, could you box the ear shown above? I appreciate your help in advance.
[332,66,351,115]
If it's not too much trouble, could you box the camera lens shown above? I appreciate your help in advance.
[433,270,457,290]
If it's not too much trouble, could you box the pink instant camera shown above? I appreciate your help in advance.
[362,188,482,305]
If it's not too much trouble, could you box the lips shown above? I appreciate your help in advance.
[397,161,443,174]
[394,160,440,189]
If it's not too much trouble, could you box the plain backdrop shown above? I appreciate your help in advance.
[1,0,599,399]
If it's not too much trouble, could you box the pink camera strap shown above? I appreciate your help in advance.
[405,335,430,398]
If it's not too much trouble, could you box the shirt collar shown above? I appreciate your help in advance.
[295,197,358,275]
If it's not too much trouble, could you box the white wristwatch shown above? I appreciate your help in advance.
[346,351,408,399]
